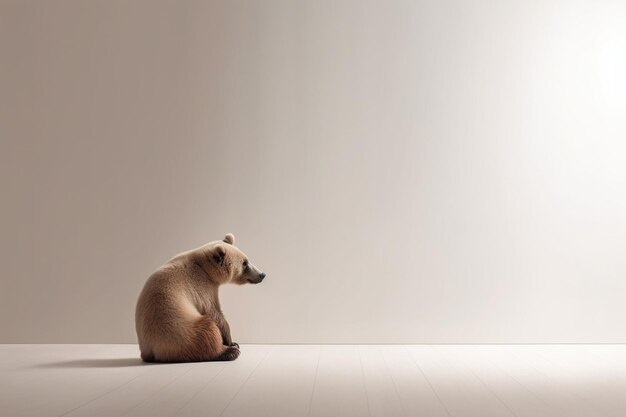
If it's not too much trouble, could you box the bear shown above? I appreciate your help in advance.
[135,233,265,362]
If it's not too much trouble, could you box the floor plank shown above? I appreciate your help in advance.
[439,345,563,417]
[308,345,370,417]
[407,345,516,417]
[62,362,193,417]
[358,345,405,417]
[220,344,320,417]
[121,361,226,417]
[381,345,450,417]
[511,345,626,417]
[0,345,150,417]
[173,344,270,417]
[2,344,626,417]
[483,345,607,417]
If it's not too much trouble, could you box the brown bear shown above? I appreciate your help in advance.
[135,233,265,362]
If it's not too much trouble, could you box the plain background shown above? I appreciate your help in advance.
[1,0,625,344]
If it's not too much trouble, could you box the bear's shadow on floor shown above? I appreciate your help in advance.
[34,358,150,368]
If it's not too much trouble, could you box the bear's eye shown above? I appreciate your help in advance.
[243,260,248,269]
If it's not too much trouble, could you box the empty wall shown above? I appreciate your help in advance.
[1,0,625,343]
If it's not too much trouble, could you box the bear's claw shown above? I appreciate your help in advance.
[218,346,240,361]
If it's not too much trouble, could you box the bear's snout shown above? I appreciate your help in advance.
[249,272,266,284]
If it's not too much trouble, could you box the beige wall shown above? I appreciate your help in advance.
[1,0,626,343]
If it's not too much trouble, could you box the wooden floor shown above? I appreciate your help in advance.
[2,345,626,417]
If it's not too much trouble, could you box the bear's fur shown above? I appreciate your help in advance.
[135,233,265,362]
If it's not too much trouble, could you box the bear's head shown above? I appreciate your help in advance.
[205,233,266,285]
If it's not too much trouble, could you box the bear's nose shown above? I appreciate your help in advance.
[259,272,266,280]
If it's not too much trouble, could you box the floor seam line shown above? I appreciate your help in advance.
[306,345,322,417]
[405,346,453,417]
[358,346,373,417]
[56,366,153,417]
[118,364,195,417]
[380,346,408,417]
[217,347,271,417]
[172,364,227,417]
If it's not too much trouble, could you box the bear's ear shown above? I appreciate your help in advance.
[213,244,226,265]
[223,233,235,245]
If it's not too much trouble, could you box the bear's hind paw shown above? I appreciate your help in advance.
[218,346,240,361]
